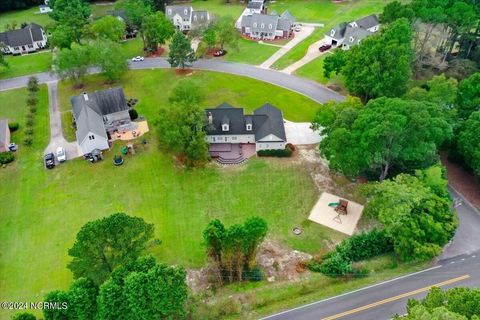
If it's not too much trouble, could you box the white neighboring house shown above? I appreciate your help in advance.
[165,6,210,31]
[0,23,47,55]
[235,0,266,28]
[324,14,380,50]
[71,88,133,155]
[205,103,287,151]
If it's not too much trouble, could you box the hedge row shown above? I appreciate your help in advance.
[308,229,394,277]
[0,152,14,165]
[257,144,295,158]
[24,77,39,147]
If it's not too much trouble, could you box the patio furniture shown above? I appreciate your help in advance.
[121,146,128,155]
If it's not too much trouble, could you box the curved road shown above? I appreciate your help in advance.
[0,58,344,104]
[1,58,479,320]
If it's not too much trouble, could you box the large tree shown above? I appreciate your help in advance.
[157,83,209,166]
[456,72,480,119]
[167,31,197,69]
[314,97,452,180]
[325,18,413,101]
[363,169,457,261]
[97,256,188,320]
[121,0,153,48]
[67,213,155,285]
[88,15,126,42]
[215,16,239,51]
[50,0,91,43]
[53,43,94,87]
[141,12,174,53]
[458,111,480,176]
[93,40,128,83]
[49,23,77,49]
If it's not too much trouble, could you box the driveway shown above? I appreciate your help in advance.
[43,81,81,160]
[259,25,315,69]
[284,120,321,145]
[282,37,331,74]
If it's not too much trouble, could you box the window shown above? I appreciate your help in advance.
[268,24,272,29]
[331,29,335,37]
[28,44,34,48]
[349,36,354,42]
[184,9,188,15]
[232,136,237,141]
[89,135,95,140]
[261,23,265,29]
[194,15,197,21]
[253,22,257,28]
[14,47,19,50]
[246,124,252,131]
[222,124,229,131]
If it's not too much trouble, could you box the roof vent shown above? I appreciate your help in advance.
[83,92,89,101]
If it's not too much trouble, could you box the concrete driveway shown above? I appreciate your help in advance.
[282,37,331,74]
[43,81,81,160]
[259,25,315,69]
[284,120,321,145]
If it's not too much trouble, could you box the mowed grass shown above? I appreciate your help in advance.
[58,69,321,122]
[0,71,344,319]
[223,37,280,65]
[0,6,53,32]
[191,0,245,18]
[0,51,52,80]
[271,0,402,70]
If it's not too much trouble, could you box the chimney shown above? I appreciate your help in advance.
[83,92,89,101]
[208,112,213,124]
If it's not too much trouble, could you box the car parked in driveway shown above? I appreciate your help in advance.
[319,44,332,52]
[44,153,55,169]
[8,143,17,152]
[131,56,144,62]
[56,147,66,162]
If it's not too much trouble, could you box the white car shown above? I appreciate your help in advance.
[131,56,144,62]
[56,147,66,162]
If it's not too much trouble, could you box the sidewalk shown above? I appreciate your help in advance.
[259,25,315,69]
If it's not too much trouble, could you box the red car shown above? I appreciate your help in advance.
[319,44,332,52]
[213,50,227,57]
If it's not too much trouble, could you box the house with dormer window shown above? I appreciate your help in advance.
[165,5,210,32]
[0,23,47,55]
[324,14,380,50]
[239,10,295,40]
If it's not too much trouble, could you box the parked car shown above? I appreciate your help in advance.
[56,147,66,162]
[131,56,144,62]
[8,143,17,152]
[44,153,55,169]
[213,50,227,57]
[319,44,332,52]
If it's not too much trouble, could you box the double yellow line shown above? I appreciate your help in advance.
[322,274,470,320]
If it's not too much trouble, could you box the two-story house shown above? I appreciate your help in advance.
[324,14,380,50]
[0,23,47,55]
[165,6,210,32]
[71,88,132,155]
[205,103,287,152]
[239,10,295,41]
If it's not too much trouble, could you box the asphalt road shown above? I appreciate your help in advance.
[0,58,344,103]
[262,190,480,320]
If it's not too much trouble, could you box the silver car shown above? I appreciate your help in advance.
[56,147,66,162]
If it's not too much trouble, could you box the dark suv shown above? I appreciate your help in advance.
[44,153,55,169]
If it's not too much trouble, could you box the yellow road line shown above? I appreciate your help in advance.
[322,274,471,320]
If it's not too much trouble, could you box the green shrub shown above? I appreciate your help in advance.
[257,148,292,157]
[335,229,393,262]
[26,95,38,107]
[23,136,33,146]
[318,253,352,277]
[12,312,37,320]
[0,152,14,165]
[24,127,34,135]
[8,122,19,132]
[25,117,34,127]
[196,41,207,58]
[29,105,37,114]
[129,109,139,120]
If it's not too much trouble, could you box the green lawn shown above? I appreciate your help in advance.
[272,0,403,70]
[223,37,281,65]
[0,51,52,80]
[0,6,53,32]
[191,0,245,18]
[0,70,344,319]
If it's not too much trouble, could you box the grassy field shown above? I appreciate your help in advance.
[191,0,245,18]
[271,0,400,70]
[57,69,321,122]
[0,51,52,80]
[0,7,53,32]
[0,70,345,319]
[222,37,281,65]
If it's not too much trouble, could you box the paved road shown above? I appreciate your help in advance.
[262,252,480,320]
[262,190,480,320]
[44,81,80,159]
[0,58,345,103]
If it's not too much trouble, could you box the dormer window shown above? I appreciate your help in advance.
[184,9,188,15]
[253,22,257,28]
[246,124,252,131]
[261,23,265,28]
[168,9,172,14]
[222,124,229,131]
[349,36,355,42]
[268,24,272,29]
[331,29,335,37]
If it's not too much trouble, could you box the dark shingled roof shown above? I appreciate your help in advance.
[72,87,128,119]
[354,14,379,29]
[205,103,286,142]
[325,22,347,40]
[0,23,43,47]
[247,1,263,9]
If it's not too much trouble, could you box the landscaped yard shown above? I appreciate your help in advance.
[0,51,52,80]
[222,37,281,65]
[271,0,404,70]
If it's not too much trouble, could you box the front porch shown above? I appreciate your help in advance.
[209,143,256,165]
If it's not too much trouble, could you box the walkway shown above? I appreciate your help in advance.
[43,81,80,159]
[282,38,330,74]
[259,26,315,69]
[284,120,322,145]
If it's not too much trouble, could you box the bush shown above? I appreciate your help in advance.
[335,229,393,262]
[318,253,352,277]
[196,41,207,58]
[0,152,14,165]
[24,127,34,135]
[29,105,37,114]
[12,312,37,320]
[25,117,34,127]
[129,108,139,120]
[8,122,19,132]
[257,148,292,157]
[23,136,33,146]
